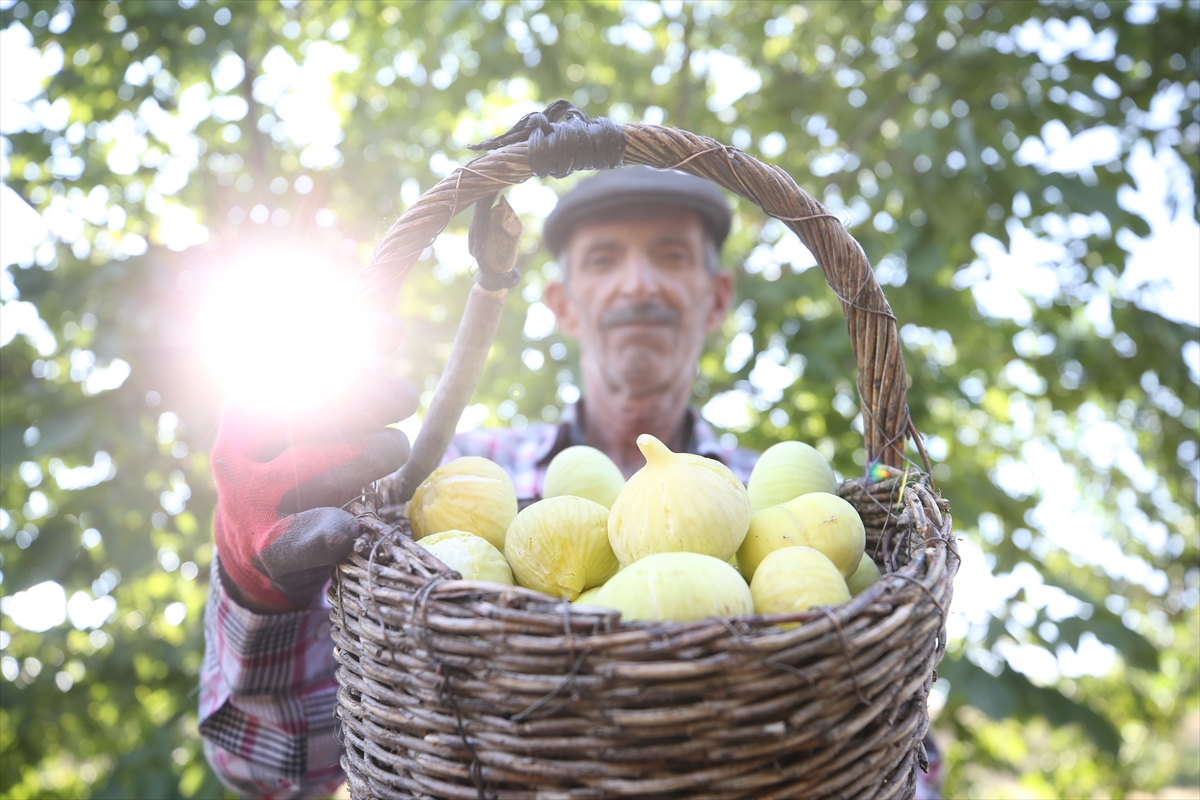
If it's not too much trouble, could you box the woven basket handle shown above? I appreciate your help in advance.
[359,102,915,470]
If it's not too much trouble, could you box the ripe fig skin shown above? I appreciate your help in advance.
[406,457,518,551]
[751,546,851,624]
[571,585,608,607]
[542,445,626,509]
[608,434,752,566]
[746,441,838,514]
[737,492,865,581]
[418,530,514,585]
[847,553,882,596]
[594,552,753,623]
[504,496,619,601]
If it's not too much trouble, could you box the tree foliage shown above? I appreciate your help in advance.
[1,1,1197,797]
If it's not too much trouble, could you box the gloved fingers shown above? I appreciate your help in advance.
[266,564,341,608]
[362,312,406,358]
[214,401,294,464]
[256,370,418,449]
[221,371,417,463]
[215,311,410,459]
[354,369,420,430]
[285,312,410,433]
[297,370,419,437]
[251,507,361,605]
[276,427,411,516]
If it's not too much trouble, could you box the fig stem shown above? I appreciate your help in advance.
[636,434,670,463]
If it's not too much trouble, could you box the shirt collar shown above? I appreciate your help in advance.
[535,401,729,468]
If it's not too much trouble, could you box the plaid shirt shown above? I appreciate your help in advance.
[444,403,759,494]
[200,559,345,799]
[199,406,942,798]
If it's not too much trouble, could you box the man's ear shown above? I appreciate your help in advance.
[704,270,734,334]
[543,279,580,337]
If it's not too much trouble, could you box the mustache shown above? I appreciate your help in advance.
[600,302,681,328]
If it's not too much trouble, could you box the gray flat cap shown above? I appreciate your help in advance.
[543,167,732,254]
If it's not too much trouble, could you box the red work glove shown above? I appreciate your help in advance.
[211,315,418,613]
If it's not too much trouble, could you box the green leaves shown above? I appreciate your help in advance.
[939,655,1122,756]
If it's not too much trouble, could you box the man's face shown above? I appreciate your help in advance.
[544,208,733,400]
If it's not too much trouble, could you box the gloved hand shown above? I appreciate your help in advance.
[211,314,418,613]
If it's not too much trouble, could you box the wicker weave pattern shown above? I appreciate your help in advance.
[334,108,958,799]
[331,475,953,799]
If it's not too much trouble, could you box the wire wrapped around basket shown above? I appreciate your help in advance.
[331,103,959,799]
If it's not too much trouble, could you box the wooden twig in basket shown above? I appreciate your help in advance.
[388,196,522,505]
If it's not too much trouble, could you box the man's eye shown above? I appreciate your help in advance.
[585,254,616,269]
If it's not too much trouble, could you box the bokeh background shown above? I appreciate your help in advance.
[1,1,1197,798]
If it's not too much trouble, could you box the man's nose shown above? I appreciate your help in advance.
[615,248,661,299]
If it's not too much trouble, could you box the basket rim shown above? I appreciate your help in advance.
[340,473,955,641]
[359,102,921,473]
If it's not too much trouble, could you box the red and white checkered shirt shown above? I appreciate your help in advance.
[443,403,759,496]
[199,406,942,798]
[200,559,345,799]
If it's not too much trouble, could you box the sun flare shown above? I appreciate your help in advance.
[197,247,375,412]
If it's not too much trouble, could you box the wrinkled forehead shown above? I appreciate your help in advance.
[563,205,706,253]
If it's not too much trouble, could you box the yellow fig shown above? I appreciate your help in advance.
[405,457,518,551]
[542,445,626,509]
[747,441,838,513]
[608,434,751,566]
[751,546,850,621]
[504,496,619,600]
[594,552,753,622]
[737,492,865,581]
[418,530,513,585]
[572,585,608,606]
[846,553,882,596]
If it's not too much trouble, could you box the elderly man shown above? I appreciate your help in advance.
[443,168,755,489]
[199,169,939,797]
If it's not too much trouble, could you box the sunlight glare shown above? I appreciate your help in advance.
[198,248,373,412]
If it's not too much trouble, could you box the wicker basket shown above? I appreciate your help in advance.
[329,104,958,800]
